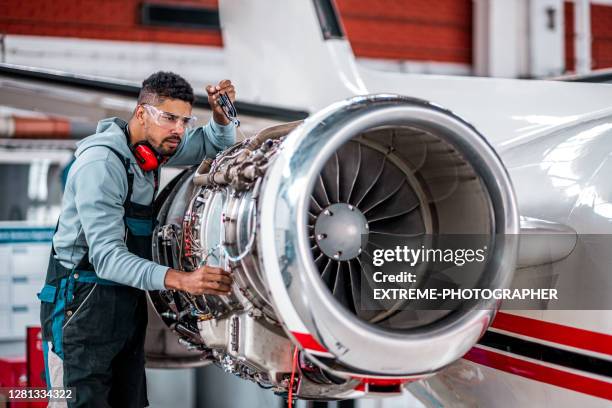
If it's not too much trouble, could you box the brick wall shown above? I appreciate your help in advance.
[565,2,575,71]
[565,1,612,71]
[0,0,473,65]
[591,3,612,69]
[0,0,222,46]
[335,0,473,64]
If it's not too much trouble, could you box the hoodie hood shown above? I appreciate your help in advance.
[75,117,135,162]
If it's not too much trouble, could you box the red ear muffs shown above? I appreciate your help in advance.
[131,141,164,172]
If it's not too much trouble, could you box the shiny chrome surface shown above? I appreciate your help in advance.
[150,94,520,398]
[258,94,520,376]
[151,124,350,398]
[313,202,368,262]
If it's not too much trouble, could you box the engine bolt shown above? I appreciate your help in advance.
[323,209,333,216]
[317,233,327,240]
[348,205,354,211]
[333,251,342,259]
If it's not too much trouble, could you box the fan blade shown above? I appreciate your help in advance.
[337,141,361,203]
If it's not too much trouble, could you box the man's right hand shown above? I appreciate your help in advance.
[164,266,233,295]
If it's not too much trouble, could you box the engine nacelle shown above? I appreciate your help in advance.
[149,95,519,399]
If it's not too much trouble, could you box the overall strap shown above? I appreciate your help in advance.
[106,146,134,206]
[51,218,60,256]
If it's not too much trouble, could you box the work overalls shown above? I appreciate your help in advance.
[38,146,158,408]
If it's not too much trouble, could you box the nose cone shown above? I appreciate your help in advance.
[314,203,369,261]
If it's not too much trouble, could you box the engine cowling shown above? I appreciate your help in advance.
[149,94,519,399]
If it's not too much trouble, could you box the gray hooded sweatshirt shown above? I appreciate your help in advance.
[52,116,235,290]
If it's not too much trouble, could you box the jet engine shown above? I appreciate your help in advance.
[149,94,519,399]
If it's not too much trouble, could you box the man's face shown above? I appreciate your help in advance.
[139,98,193,156]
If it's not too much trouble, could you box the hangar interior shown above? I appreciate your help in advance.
[0,1,611,408]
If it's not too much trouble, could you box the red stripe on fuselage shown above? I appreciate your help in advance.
[464,347,612,401]
[492,312,612,356]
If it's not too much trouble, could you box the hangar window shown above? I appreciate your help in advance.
[140,3,220,30]
[0,160,64,223]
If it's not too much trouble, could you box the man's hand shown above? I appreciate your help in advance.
[164,266,233,296]
[206,79,236,126]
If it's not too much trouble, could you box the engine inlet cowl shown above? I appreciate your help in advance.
[258,94,519,376]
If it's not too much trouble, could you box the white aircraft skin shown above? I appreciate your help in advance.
[220,1,612,406]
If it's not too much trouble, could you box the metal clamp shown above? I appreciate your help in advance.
[218,92,240,127]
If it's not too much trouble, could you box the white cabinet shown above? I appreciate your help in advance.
[12,244,50,276]
[10,304,40,337]
[0,241,50,340]
[0,307,9,337]
[0,277,10,306]
[0,246,11,277]
[12,275,45,305]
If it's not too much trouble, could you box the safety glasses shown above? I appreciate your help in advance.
[142,104,198,130]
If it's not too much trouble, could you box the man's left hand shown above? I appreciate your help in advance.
[206,79,236,126]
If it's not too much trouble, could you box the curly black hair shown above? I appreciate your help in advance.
[137,71,195,105]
